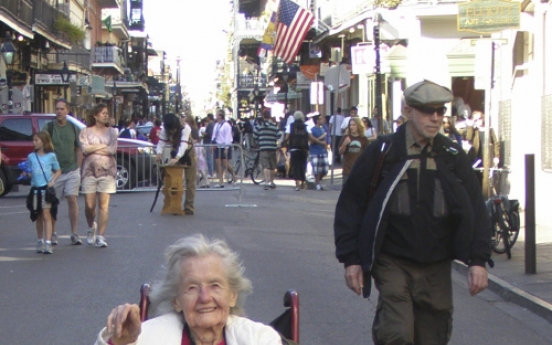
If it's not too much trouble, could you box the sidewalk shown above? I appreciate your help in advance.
[452,223,552,324]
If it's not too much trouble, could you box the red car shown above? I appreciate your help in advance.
[0,113,157,197]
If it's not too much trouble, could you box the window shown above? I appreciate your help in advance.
[38,119,53,131]
[0,118,33,141]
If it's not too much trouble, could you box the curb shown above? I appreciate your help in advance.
[452,260,552,323]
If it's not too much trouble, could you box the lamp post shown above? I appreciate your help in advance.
[113,78,117,120]
[373,13,384,134]
[60,61,70,99]
[253,81,260,117]
[175,56,181,114]
[1,33,17,114]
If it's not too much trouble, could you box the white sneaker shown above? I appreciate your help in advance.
[95,235,108,248]
[316,184,322,191]
[87,222,97,245]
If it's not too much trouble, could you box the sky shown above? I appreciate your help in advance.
[142,0,230,112]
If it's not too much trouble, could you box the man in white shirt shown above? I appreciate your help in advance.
[340,106,359,135]
[212,109,235,188]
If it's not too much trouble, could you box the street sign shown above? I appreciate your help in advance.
[458,0,520,34]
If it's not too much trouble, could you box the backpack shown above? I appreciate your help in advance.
[119,128,132,139]
[46,120,79,147]
[288,123,309,150]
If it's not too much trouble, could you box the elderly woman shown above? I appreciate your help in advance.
[94,235,284,345]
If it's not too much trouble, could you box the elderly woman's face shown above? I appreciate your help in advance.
[174,254,237,333]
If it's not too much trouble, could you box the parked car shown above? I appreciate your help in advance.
[0,113,157,197]
[136,125,153,141]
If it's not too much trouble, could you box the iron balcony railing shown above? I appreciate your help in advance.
[46,50,91,70]
[0,0,33,27]
[33,0,70,41]
[93,46,124,67]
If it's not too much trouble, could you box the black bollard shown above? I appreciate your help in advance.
[525,154,536,274]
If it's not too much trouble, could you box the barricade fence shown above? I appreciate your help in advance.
[115,143,260,193]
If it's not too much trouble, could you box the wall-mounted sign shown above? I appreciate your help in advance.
[351,45,375,75]
[458,0,520,34]
[35,74,78,85]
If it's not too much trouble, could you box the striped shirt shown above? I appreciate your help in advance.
[253,120,280,151]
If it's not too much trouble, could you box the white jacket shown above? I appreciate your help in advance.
[94,313,282,345]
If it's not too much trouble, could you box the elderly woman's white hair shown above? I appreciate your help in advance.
[148,234,253,318]
[293,111,305,121]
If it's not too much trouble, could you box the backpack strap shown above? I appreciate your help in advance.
[368,141,392,201]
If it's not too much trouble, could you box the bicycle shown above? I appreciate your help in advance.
[477,167,520,259]
[231,148,264,185]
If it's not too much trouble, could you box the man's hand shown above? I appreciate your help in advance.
[468,265,488,296]
[106,304,142,345]
[345,265,364,296]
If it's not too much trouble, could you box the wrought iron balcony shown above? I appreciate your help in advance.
[92,46,124,73]
[0,0,33,27]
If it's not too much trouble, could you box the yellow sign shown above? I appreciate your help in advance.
[458,0,520,34]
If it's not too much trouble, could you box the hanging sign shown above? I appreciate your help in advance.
[458,0,520,34]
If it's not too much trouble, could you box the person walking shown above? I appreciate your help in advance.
[202,113,215,178]
[339,117,370,185]
[362,117,378,143]
[285,111,309,191]
[25,131,61,254]
[334,80,492,345]
[156,114,196,215]
[212,109,235,188]
[253,109,280,190]
[80,104,118,248]
[308,113,329,190]
[43,98,82,246]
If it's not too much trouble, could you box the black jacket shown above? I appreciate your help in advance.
[334,124,492,296]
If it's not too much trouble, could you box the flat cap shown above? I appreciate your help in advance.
[404,80,453,106]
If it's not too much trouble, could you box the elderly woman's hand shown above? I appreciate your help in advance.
[106,304,142,345]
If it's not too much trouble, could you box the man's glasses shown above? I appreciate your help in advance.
[411,105,447,117]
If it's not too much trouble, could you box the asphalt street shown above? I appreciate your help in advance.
[1,181,552,344]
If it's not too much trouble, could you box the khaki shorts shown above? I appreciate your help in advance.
[54,169,81,198]
[260,151,277,170]
[34,191,52,209]
[81,175,117,194]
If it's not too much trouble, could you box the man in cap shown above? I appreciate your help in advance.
[334,80,492,344]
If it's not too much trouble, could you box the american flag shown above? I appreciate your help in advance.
[273,0,314,64]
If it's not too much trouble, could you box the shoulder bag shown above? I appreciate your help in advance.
[35,153,58,204]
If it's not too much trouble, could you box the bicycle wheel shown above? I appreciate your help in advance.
[250,162,264,185]
[492,211,519,256]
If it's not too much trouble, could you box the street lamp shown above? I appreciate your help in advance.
[1,32,17,114]
[60,61,70,98]
[253,82,260,117]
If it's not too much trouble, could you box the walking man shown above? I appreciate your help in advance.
[44,99,83,245]
[253,109,280,190]
[308,113,329,190]
[340,106,359,135]
[334,80,492,344]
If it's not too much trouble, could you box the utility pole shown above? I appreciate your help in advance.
[373,13,383,134]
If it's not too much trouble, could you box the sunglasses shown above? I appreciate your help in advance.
[411,105,447,117]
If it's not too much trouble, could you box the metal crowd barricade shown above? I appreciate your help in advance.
[115,142,256,206]
[115,144,159,192]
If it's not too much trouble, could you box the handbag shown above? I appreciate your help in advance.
[35,153,58,204]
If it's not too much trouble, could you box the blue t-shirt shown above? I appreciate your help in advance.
[27,152,60,188]
[309,126,327,155]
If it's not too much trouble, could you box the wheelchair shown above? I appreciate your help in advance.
[139,283,300,343]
